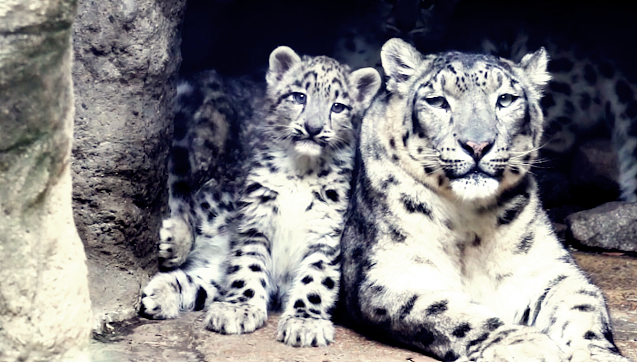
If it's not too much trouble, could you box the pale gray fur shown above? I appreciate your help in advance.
[340,38,631,362]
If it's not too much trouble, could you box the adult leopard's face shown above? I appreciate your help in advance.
[380,38,550,201]
[265,47,380,158]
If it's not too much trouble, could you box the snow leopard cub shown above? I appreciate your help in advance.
[340,38,630,362]
[140,45,381,347]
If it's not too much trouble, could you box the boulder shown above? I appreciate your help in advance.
[566,201,637,252]
[0,0,93,360]
[71,0,186,332]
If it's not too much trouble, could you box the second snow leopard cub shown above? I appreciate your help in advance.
[140,46,381,347]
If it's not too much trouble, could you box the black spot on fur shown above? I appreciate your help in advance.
[194,287,207,311]
[515,232,534,254]
[249,264,262,272]
[389,138,396,149]
[326,190,339,202]
[311,260,325,270]
[308,293,321,304]
[389,225,407,243]
[227,265,241,274]
[426,300,448,316]
[231,280,245,289]
[485,318,503,331]
[375,308,387,316]
[549,81,571,95]
[572,304,595,312]
[583,64,597,85]
[400,194,432,218]
[399,295,419,319]
[322,277,335,289]
[452,323,471,338]
[467,333,490,348]
[497,195,530,225]
[260,279,266,287]
[245,182,262,194]
[243,289,254,298]
[294,299,305,308]
[584,331,598,340]
[301,275,313,284]
[442,351,460,362]
[520,307,531,325]
[318,169,331,177]
[616,80,634,104]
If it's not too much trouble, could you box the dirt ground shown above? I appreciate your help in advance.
[90,251,637,362]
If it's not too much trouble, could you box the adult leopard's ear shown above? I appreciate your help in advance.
[349,67,381,110]
[381,38,423,93]
[267,46,302,86]
[519,47,551,91]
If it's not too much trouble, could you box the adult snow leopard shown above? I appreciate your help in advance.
[340,38,630,361]
[140,46,381,347]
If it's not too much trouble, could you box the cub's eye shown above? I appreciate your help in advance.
[292,92,306,105]
[425,96,449,109]
[497,94,518,108]
[331,103,348,113]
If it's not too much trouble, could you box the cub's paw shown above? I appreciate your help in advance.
[276,314,334,347]
[204,302,267,335]
[158,217,193,270]
[472,326,565,362]
[139,273,181,320]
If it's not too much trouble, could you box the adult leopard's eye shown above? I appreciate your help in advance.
[425,96,449,109]
[331,103,347,113]
[497,94,518,108]
[292,92,306,105]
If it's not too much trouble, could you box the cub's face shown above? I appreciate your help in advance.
[380,38,550,201]
[265,47,381,158]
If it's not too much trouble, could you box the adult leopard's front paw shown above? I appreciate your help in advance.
[276,314,334,347]
[158,217,193,270]
[570,345,632,362]
[204,301,267,335]
[472,326,565,362]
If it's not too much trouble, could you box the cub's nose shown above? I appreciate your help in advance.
[305,122,322,137]
[459,139,494,161]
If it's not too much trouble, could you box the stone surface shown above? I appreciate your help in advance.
[70,0,186,332]
[0,0,93,360]
[566,201,637,252]
[88,251,637,361]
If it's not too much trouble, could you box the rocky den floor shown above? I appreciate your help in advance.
[90,251,637,362]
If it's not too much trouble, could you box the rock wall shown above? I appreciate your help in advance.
[71,0,186,331]
[0,0,93,360]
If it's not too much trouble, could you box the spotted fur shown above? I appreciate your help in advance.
[140,46,381,347]
[340,38,630,362]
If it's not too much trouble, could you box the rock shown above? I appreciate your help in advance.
[71,0,186,332]
[569,139,620,207]
[0,0,93,360]
[566,201,637,252]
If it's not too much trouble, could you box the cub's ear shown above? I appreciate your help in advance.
[381,38,423,93]
[519,47,551,90]
[349,67,382,110]
[266,46,302,86]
